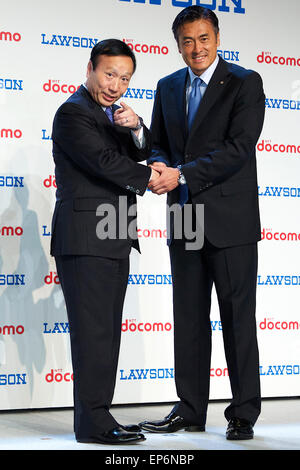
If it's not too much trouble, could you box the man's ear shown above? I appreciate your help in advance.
[86,60,93,78]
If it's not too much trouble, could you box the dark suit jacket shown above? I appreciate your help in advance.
[148,57,265,248]
[51,85,152,259]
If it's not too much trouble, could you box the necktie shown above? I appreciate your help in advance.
[179,78,204,207]
[187,77,203,130]
[105,106,114,123]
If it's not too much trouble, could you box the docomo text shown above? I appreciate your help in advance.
[122,319,172,333]
[262,228,300,242]
[257,139,300,156]
[123,38,168,55]
[258,52,300,67]
[43,80,80,94]
[259,318,300,331]
[45,369,73,383]
[0,128,22,139]
[0,30,21,42]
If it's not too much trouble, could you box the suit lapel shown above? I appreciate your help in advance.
[78,85,114,125]
[169,68,189,142]
[186,57,231,144]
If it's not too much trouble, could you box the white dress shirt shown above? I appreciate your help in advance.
[186,55,219,112]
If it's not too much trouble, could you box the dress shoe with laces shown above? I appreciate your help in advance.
[226,418,254,440]
[139,411,205,433]
[77,426,146,445]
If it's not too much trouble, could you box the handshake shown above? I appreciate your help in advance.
[148,162,180,195]
[114,104,180,196]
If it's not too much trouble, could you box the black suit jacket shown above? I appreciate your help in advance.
[148,57,265,248]
[51,85,152,258]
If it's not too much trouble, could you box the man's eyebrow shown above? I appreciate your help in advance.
[105,68,131,76]
[182,33,209,39]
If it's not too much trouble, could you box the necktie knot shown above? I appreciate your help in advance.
[193,76,202,87]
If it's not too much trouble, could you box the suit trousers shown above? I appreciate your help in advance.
[169,237,261,426]
[55,254,129,438]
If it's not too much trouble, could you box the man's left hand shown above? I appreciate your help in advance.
[114,102,140,129]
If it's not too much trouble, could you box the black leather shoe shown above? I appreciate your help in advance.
[226,418,254,440]
[77,426,146,445]
[121,424,141,433]
[139,411,205,433]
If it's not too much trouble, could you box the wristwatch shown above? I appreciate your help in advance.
[131,116,143,131]
[177,165,186,185]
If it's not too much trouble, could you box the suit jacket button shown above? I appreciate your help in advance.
[126,185,130,190]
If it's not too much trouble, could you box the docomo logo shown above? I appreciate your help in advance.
[257,139,300,155]
[262,228,300,242]
[0,324,24,335]
[44,271,60,285]
[43,80,81,94]
[210,367,228,377]
[43,175,56,188]
[0,226,23,237]
[259,318,300,331]
[45,369,73,383]
[123,38,169,55]
[122,319,172,333]
[0,128,22,139]
[0,30,21,42]
[257,52,300,67]
[137,228,167,239]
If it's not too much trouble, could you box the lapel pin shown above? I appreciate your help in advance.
[220,81,224,85]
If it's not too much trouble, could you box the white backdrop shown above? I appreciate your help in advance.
[0,0,299,410]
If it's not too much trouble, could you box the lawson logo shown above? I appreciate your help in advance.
[120,368,174,380]
[0,78,23,91]
[118,0,245,14]
[265,97,300,111]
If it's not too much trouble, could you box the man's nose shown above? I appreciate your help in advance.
[193,40,203,54]
[108,78,119,92]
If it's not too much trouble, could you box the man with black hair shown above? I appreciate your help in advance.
[51,39,158,445]
[140,6,265,440]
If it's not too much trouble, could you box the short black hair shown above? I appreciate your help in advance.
[90,39,136,72]
[172,6,219,43]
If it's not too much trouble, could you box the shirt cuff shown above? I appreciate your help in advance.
[131,127,145,149]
